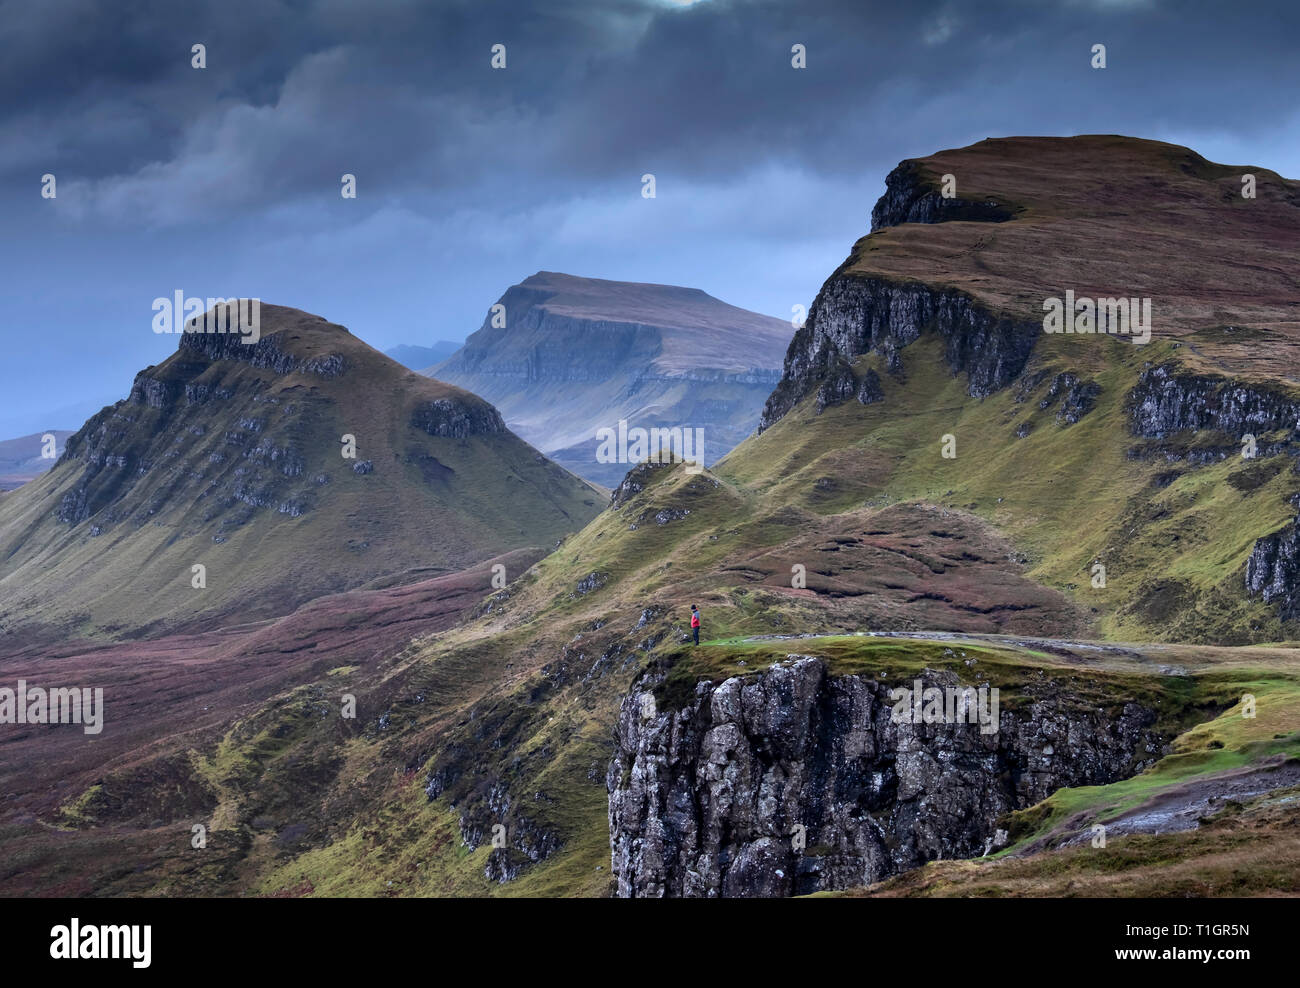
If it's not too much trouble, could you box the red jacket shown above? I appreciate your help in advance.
[690,612,700,628]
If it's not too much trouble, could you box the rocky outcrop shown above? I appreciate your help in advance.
[870,160,1016,232]
[410,398,506,439]
[1246,517,1300,620]
[179,329,347,379]
[1039,372,1102,425]
[608,657,1165,897]
[815,361,883,414]
[574,571,607,596]
[610,460,676,510]
[760,275,1039,430]
[1127,363,1300,438]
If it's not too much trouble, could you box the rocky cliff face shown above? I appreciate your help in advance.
[1127,363,1300,438]
[410,398,506,439]
[178,327,348,379]
[1246,518,1300,620]
[760,275,1039,430]
[608,657,1165,897]
[757,157,1038,431]
[870,160,1017,231]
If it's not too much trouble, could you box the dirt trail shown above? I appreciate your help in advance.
[1051,757,1300,846]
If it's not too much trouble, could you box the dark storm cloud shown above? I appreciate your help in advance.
[8,0,1299,225]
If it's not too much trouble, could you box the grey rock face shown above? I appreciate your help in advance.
[608,657,1165,897]
[1128,363,1300,438]
[760,275,1039,430]
[410,398,506,439]
[179,330,347,379]
[574,571,607,596]
[1039,372,1102,425]
[870,160,1015,232]
[815,361,884,414]
[609,460,676,509]
[1246,517,1300,619]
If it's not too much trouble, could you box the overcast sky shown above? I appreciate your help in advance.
[3,0,1299,437]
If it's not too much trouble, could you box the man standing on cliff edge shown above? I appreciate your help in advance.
[690,604,700,645]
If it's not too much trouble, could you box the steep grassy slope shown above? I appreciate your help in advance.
[0,304,601,642]
[729,334,1299,644]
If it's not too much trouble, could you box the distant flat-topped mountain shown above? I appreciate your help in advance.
[0,303,601,641]
[425,272,793,486]
[0,430,74,490]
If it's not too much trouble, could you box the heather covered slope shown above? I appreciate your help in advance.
[426,272,792,485]
[0,304,601,642]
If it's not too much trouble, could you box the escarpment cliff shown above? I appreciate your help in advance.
[763,136,1300,434]
[761,151,1047,431]
[760,274,1039,430]
[427,272,792,486]
[608,657,1166,897]
[1128,363,1300,439]
[870,159,1018,231]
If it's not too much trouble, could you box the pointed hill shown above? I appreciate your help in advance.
[0,303,601,641]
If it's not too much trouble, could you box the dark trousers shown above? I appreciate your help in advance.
[693,626,699,644]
